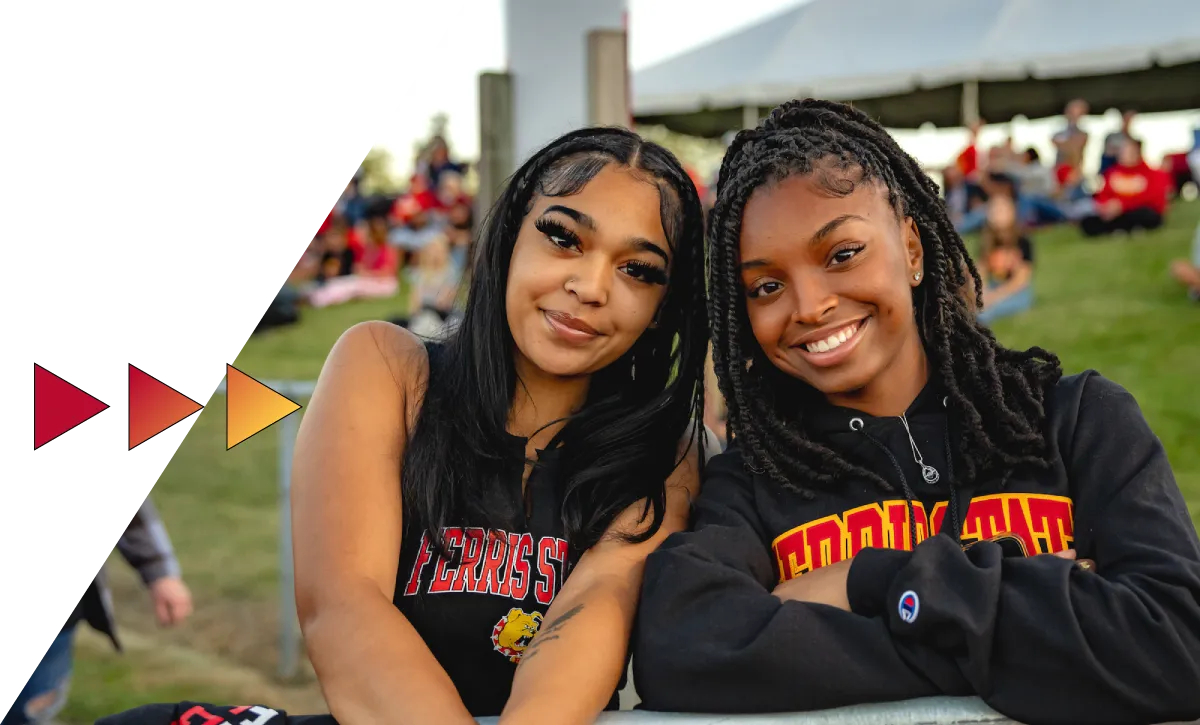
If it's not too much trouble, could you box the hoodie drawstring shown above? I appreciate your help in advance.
[858,426,921,549]
[853,414,964,548]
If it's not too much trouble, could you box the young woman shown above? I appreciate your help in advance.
[977,197,1034,325]
[292,126,709,725]
[632,99,1200,725]
[96,127,710,725]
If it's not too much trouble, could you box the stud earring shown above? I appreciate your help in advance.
[914,272,921,281]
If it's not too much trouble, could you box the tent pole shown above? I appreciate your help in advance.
[742,104,759,129]
[961,80,980,127]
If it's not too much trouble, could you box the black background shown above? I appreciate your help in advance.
[19,2,458,710]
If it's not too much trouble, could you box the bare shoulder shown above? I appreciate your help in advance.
[329,321,428,391]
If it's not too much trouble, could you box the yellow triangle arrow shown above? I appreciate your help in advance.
[225,364,301,450]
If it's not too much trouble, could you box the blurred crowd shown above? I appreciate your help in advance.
[259,135,473,338]
[939,99,1200,323]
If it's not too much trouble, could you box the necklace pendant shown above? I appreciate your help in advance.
[922,465,940,484]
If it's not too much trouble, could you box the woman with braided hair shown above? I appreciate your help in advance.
[633,99,1200,725]
[99,127,713,725]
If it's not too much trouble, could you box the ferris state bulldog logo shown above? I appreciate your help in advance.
[491,607,544,663]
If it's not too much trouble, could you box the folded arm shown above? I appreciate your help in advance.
[499,430,704,725]
[847,374,1200,725]
[291,321,475,725]
[632,452,965,714]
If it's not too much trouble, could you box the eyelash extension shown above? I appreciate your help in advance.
[537,216,668,286]
[624,260,669,286]
[535,217,580,249]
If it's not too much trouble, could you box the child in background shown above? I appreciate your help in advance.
[978,197,1035,324]
[390,235,461,338]
[1081,138,1170,237]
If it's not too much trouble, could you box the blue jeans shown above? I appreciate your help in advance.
[1018,195,1068,226]
[978,285,1033,325]
[2,628,75,725]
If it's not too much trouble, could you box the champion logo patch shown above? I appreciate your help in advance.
[898,590,920,623]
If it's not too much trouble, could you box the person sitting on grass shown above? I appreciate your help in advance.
[309,218,401,309]
[1080,138,1170,238]
[1171,232,1200,302]
[389,234,462,338]
[977,196,1035,325]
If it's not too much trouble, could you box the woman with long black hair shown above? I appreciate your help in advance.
[96,126,708,725]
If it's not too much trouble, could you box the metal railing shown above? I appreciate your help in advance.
[214,378,314,680]
[479,698,1017,724]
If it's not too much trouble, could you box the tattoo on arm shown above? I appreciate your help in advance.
[519,604,584,664]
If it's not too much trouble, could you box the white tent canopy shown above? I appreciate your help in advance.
[632,0,1200,134]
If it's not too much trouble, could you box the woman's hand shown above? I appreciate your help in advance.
[1052,548,1097,572]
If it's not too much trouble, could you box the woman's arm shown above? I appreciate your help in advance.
[631,450,964,714]
[291,321,475,725]
[843,373,1200,725]
[498,432,703,725]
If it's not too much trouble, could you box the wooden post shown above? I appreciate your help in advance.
[962,79,980,127]
[587,28,630,127]
[477,71,514,227]
[742,104,760,129]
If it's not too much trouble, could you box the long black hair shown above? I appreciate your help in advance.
[707,98,1061,495]
[402,126,707,561]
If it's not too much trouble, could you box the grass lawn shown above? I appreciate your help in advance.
[63,201,1200,723]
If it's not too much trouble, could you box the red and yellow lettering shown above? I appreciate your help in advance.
[478,531,510,596]
[535,537,559,604]
[773,493,1075,583]
[507,532,534,599]
[1026,495,1074,553]
[403,532,435,596]
[429,528,466,594]
[844,504,885,557]
[457,527,486,593]
[962,496,1007,546]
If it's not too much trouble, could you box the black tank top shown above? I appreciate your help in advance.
[393,343,622,716]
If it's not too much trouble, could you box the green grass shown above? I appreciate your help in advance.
[65,202,1200,723]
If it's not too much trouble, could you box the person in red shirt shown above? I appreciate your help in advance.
[955,118,983,180]
[1080,138,1169,238]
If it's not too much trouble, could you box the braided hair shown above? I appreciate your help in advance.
[707,99,1061,496]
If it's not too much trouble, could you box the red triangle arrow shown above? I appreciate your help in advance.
[128,364,204,450]
[34,364,110,450]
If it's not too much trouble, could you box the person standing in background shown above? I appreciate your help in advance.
[1052,99,1090,173]
[1100,109,1137,174]
[3,498,192,725]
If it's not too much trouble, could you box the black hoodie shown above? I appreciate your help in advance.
[633,371,1200,725]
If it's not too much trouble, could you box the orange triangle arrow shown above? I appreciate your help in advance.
[128,365,204,450]
[226,364,301,450]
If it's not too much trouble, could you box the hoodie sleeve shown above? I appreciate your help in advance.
[115,498,181,585]
[632,449,966,714]
[846,373,1200,725]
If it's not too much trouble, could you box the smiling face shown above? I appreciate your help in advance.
[505,163,673,379]
[738,172,928,408]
